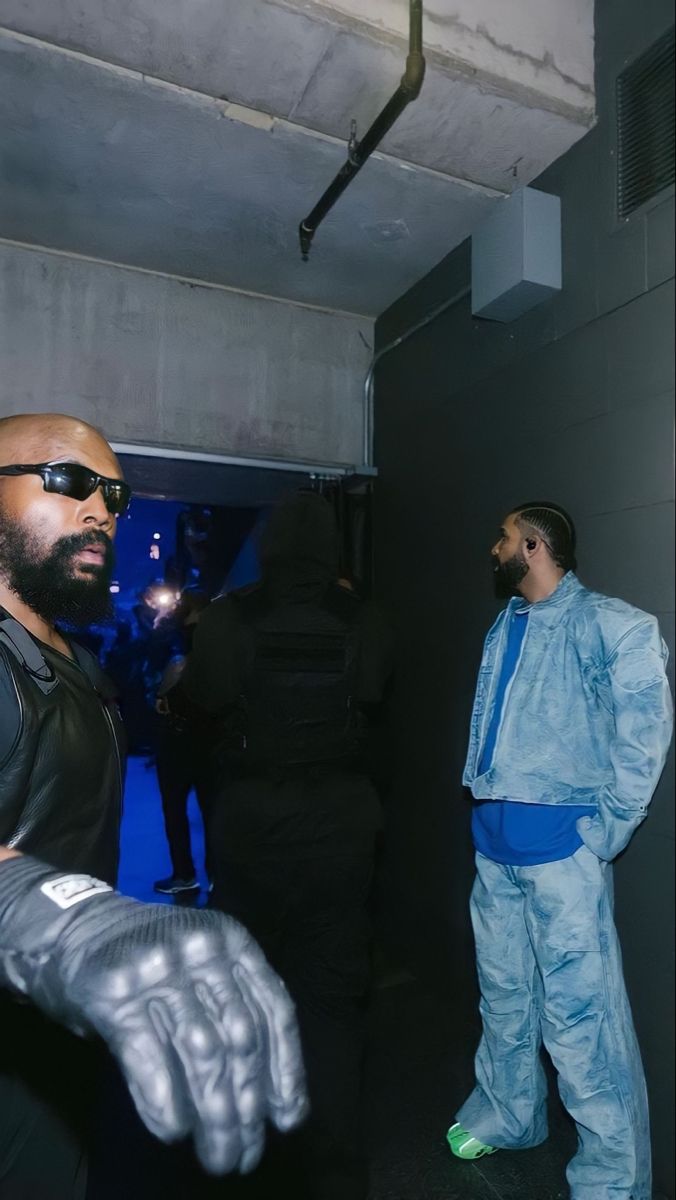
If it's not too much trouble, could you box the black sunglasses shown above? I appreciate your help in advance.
[0,461,132,516]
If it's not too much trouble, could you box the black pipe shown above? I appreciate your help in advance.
[299,0,425,261]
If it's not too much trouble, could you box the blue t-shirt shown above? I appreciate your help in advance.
[472,608,596,866]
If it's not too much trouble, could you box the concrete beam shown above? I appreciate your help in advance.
[0,241,373,465]
[0,0,595,189]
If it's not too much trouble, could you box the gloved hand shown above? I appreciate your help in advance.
[0,855,307,1174]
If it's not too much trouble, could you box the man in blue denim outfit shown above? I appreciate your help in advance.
[447,502,673,1200]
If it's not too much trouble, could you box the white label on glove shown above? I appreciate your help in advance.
[41,874,113,909]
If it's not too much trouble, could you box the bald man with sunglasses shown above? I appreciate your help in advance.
[0,414,306,1199]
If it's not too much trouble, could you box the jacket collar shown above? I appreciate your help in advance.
[505,571,583,618]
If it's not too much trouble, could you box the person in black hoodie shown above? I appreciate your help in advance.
[172,491,393,1200]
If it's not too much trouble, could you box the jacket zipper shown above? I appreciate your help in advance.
[69,649,124,823]
[101,699,124,823]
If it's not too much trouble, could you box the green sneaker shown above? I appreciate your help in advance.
[446,1123,498,1160]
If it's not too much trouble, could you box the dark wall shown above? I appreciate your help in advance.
[373,0,674,1192]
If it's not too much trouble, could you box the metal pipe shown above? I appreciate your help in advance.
[299,0,425,260]
[362,283,471,465]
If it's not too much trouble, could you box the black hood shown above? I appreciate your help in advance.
[259,492,339,588]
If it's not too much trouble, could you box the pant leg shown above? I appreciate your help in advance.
[209,774,376,1200]
[189,733,214,882]
[154,722,195,879]
[286,852,373,1200]
[456,853,549,1149]
[214,850,372,1200]
[522,844,651,1200]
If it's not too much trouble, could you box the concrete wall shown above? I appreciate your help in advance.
[0,241,373,464]
[1,0,595,118]
[373,0,674,1192]
[317,0,595,111]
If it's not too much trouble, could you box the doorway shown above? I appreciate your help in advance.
[98,448,374,903]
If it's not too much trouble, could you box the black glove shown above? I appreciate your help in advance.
[0,855,307,1174]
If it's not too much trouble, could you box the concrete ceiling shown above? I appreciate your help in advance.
[0,1,596,317]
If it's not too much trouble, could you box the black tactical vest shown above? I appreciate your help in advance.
[0,611,125,885]
[227,582,365,770]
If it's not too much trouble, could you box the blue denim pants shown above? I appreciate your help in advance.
[457,846,651,1200]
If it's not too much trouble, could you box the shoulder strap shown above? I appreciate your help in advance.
[0,611,58,696]
[70,641,118,701]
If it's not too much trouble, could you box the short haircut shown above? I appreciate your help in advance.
[512,501,577,571]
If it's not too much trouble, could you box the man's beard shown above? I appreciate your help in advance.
[493,551,529,599]
[0,515,114,626]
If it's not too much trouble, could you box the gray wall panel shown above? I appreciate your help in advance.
[595,216,648,314]
[605,280,675,408]
[579,504,675,615]
[647,196,676,290]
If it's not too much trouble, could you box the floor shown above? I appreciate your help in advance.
[114,757,585,1200]
[362,979,576,1200]
[118,753,210,905]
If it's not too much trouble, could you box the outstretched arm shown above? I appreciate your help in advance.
[0,852,307,1174]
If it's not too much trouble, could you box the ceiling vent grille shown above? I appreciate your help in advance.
[617,26,675,219]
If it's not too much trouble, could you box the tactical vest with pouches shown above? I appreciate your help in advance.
[226,582,365,770]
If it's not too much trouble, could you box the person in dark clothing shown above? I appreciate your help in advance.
[153,588,213,894]
[103,619,151,752]
[129,581,185,756]
[0,414,306,1200]
[173,491,393,1200]
[164,507,227,599]
[104,618,134,687]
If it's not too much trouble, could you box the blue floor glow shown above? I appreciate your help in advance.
[117,753,208,904]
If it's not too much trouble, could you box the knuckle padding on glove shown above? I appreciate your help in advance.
[0,854,308,1170]
[0,856,251,1024]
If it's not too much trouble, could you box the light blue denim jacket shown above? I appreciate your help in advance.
[463,572,673,861]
